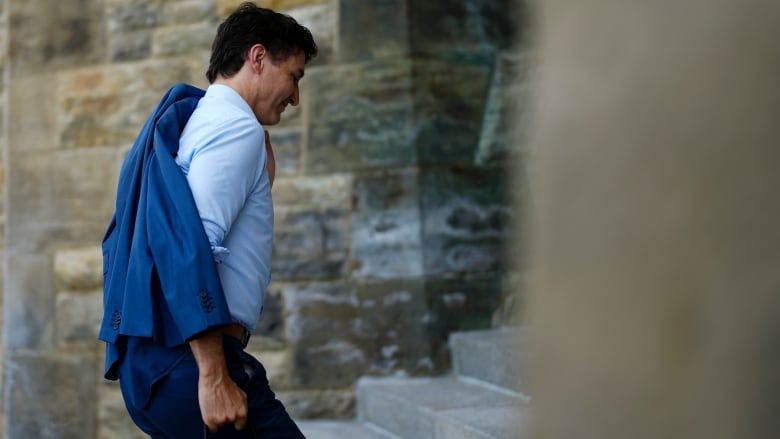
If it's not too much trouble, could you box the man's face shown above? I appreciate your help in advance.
[254,51,306,126]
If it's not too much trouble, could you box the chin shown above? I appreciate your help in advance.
[259,116,281,126]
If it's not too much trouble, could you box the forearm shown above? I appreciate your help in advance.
[189,330,248,431]
[189,331,229,379]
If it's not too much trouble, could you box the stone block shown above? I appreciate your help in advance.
[57,67,143,148]
[284,284,360,338]
[350,169,423,280]
[53,247,103,291]
[56,60,209,151]
[292,338,367,387]
[476,51,531,165]
[271,174,352,208]
[5,351,97,438]
[97,381,147,439]
[3,252,55,349]
[217,0,243,17]
[288,2,336,65]
[152,22,215,57]
[272,207,349,281]
[436,406,528,439]
[277,388,354,419]
[109,30,151,62]
[412,57,494,165]
[296,420,390,439]
[243,0,334,15]
[355,280,436,374]
[9,0,105,76]
[218,0,336,18]
[338,0,408,62]
[6,149,118,249]
[284,283,367,386]
[164,0,215,25]
[56,290,103,345]
[426,275,504,328]
[128,57,210,95]
[0,28,6,71]
[422,275,504,367]
[285,278,442,381]
[266,127,303,176]
[8,75,59,153]
[419,167,513,275]
[106,0,162,33]
[250,283,286,348]
[450,327,528,394]
[422,276,509,366]
[246,348,292,389]
[58,66,156,149]
[408,0,516,56]
[304,61,415,173]
[356,375,523,439]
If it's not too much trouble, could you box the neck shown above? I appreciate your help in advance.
[213,73,252,105]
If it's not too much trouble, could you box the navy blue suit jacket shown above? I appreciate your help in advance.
[99,83,233,380]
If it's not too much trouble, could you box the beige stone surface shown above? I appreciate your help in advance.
[56,59,209,151]
[54,247,103,291]
[97,382,147,439]
[527,1,780,438]
[218,0,333,17]
[152,22,215,57]
[277,388,355,419]
[56,290,103,347]
[8,0,105,76]
[8,75,60,152]
[284,2,337,64]
[272,174,353,208]
[249,348,293,389]
[164,0,215,24]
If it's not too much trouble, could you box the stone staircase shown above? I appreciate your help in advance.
[297,327,528,438]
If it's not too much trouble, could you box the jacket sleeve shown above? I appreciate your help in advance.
[144,98,234,345]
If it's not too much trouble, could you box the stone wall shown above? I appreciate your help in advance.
[0,0,524,437]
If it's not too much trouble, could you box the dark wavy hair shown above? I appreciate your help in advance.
[206,2,318,83]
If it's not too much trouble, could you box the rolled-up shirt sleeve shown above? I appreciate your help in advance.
[178,116,266,261]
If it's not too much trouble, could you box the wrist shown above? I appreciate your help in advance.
[198,361,228,380]
[189,330,229,380]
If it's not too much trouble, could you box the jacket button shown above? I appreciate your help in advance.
[199,290,215,313]
[110,310,122,330]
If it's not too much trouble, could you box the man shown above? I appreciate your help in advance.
[99,3,317,438]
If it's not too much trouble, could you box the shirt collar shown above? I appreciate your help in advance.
[204,84,256,120]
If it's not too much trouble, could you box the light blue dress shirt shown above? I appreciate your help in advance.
[176,84,273,330]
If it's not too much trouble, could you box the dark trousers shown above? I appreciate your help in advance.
[120,336,304,439]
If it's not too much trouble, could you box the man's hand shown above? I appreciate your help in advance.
[264,130,275,188]
[189,332,247,432]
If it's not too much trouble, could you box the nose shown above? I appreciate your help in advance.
[290,84,300,106]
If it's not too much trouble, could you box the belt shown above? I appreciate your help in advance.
[221,324,250,348]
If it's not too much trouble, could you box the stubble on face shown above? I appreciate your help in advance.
[255,52,306,126]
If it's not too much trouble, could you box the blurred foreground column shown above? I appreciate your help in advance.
[526,1,780,438]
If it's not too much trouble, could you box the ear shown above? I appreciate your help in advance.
[247,44,268,74]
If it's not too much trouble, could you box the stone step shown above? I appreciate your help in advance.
[296,419,398,438]
[449,327,527,395]
[436,406,527,439]
[356,376,526,439]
